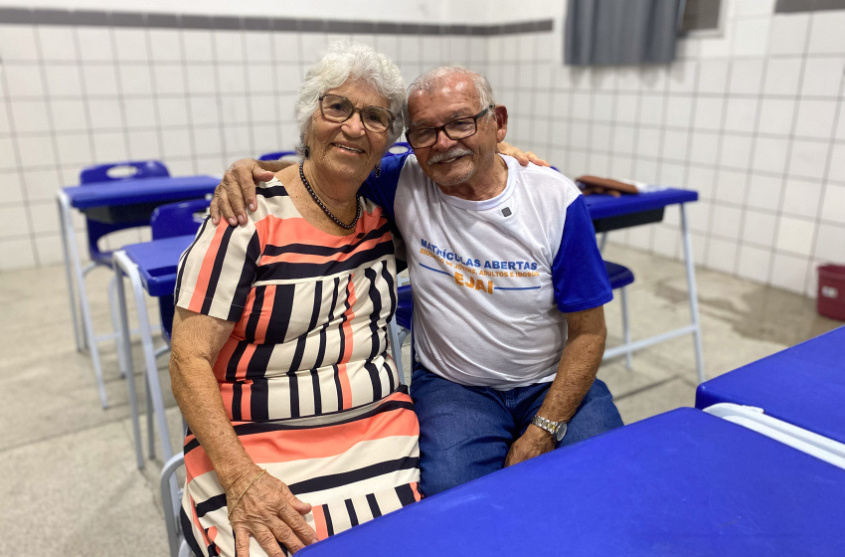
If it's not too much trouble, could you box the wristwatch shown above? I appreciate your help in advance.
[531,414,568,442]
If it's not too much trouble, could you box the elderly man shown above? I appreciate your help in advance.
[213,66,622,496]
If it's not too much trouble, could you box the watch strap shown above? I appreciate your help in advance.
[531,414,565,438]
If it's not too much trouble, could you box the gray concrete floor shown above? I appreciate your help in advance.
[0,244,841,556]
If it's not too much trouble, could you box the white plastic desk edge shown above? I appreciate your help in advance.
[704,403,845,470]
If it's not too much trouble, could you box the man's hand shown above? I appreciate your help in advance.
[227,467,319,556]
[210,159,279,226]
[504,424,555,467]
[497,141,550,167]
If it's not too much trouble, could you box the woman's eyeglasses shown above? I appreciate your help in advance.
[319,94,394,133]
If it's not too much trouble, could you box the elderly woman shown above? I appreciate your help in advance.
[169,43,418,557]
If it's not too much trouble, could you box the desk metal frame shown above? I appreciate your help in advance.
[112,235,196,469]
[57,177,217,408]
[114,250,174,469]
[586,190,705,382]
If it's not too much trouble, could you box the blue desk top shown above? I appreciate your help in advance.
[62,175,219,209]
[696,326,845,444]
[300,408,845,557]
[122,234,195,297]
[584,188,697,219]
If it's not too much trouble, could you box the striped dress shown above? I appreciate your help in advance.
[174,178,420,557]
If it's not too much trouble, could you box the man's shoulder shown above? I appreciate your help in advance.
[507,158,581,204]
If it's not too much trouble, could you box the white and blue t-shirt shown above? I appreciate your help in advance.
[362,153,611,389]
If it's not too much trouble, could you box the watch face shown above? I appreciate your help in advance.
[554,422,568,442]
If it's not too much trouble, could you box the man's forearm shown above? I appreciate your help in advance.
[536,309,607,423]
[257,160,291,173]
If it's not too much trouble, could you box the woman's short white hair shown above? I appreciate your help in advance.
[295,42,406,154]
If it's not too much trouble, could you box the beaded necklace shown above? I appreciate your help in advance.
[299,161,361,230]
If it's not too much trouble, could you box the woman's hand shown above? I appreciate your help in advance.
[210,159,284,227]
[497,141,550,167]
[226,466,319,557]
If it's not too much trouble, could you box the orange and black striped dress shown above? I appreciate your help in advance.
[174,178,420,557]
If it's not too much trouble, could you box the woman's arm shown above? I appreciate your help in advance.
[209,144,549,226]
[170,307,318,556]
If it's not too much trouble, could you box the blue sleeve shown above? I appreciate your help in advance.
[359,151,410,225]
[552,195,613,313]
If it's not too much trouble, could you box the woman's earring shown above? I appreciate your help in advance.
[303,146,310,158]
[375,163,381,178]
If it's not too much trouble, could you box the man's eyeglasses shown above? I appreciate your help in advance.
[319,94,394,133]
[405,105,494,149]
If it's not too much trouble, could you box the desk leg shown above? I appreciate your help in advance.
[680,204,705,383]
[119,253,174,464]
[58,193,83,352]
[58,192,108,408]
[114,253,145,470]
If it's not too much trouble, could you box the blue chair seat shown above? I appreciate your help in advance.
[605,261,634,290]
[602,259,635,369]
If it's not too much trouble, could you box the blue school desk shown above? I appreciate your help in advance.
[584,188,704,382]
[113,234,196,469]
[57,175,218,408]
[298,407,845,557]
[696,326,845,445]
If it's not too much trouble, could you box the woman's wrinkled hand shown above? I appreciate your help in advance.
[210,159,274,227]
[497,141,550,168]
[226,468,319,557]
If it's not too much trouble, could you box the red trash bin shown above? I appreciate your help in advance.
[817,264,845,321]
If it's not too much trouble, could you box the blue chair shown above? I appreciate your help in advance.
[604,260,635,369]
[80,160,171,266]
[257,150,298,161]
[386,142,413,156]
[161,452,190,557]
[150,198,210,342]
[78,160,171,398]
[395,283,413,331]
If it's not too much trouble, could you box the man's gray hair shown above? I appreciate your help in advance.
[295,42,406,153]
[405,66,496,125]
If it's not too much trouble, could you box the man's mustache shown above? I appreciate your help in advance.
[427,148,473,165]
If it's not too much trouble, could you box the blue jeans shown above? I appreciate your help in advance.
[410,363,623,496]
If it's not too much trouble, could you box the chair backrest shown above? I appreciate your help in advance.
[79,160,171,265]
[150,197,210,241]
[160,452,190,557]
[395,284,413,330]
[150,197,211,341]
[386,142,413,157]
[80,160,170,185]
[257,150,298,161]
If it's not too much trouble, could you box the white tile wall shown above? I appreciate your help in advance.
[0,1,842,299]
[487,0,845,297]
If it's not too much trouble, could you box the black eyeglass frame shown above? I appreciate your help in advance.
[405,105,495,149]
[318,94,395,133]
